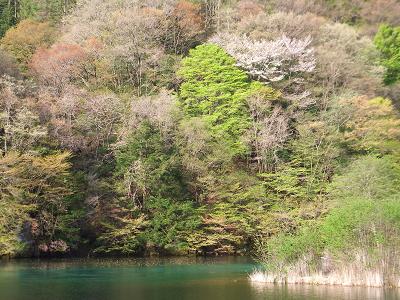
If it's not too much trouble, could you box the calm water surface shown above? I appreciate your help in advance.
[0,256,398,300]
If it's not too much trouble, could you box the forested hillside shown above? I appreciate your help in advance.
[0,1,400,279]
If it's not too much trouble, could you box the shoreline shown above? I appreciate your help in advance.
[249,270,400,288]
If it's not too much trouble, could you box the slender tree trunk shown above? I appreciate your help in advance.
[13,0,17,19]
[3,106,11,154]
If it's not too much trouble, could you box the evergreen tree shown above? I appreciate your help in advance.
[179,43,262,156]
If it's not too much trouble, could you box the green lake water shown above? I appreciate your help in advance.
[0,256,398,300]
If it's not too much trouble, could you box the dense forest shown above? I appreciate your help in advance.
[0,0,400,284]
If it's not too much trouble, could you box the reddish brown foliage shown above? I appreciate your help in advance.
[173,1,204,33]
[163,0,205,54]
[235,0,264,19]
[1,20,55,69]
[30,43,87,93]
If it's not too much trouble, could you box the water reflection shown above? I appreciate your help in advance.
[251,281,399,300]
[0,255,250,269]
[0,257,398,300]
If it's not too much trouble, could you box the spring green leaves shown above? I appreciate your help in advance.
[375,24,400,85]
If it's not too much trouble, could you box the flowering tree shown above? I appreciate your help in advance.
[211,33,316,83]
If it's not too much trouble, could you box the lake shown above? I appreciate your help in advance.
[0,256,398,300]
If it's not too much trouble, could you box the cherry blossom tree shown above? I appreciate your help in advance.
[211,33,316,83]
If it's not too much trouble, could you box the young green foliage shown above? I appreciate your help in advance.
[178,43,263,156]
[375,24,400,85]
